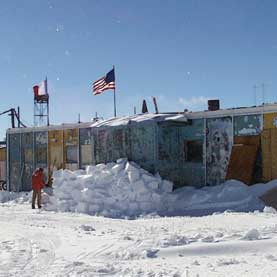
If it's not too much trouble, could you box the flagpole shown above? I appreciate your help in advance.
[113,65,117,117]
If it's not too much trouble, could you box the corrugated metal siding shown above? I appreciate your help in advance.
[234,114,262,136]
[206,117,233,185]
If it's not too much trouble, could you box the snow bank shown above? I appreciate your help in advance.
[45,159,174,218]
[2,159,275,218]
[42,159,265,218]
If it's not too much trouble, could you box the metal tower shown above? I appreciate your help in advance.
[33,82,49,126]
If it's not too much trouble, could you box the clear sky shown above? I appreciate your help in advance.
[0,0,277,139]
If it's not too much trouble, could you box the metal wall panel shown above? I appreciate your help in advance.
[21,132,34,191]
[130,124,156,173]
[34,131,48,183]
[264,113,277,129]
[234,114,262,136]
[8,133,21,191]
[180,119,205,187]
[155,120,205,187]
[48,130,63,179]
[63,129,79,170]
[206,117,233,185]
[9,133,20,163]
[94,128,109,163]
[79,128,93,168]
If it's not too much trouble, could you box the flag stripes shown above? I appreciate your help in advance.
[93,69,115,95]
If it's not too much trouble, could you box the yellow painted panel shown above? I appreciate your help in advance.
[0,148,6,161]
[48,130,63,182]
[264,113,277,129]
[63,129,78,168]
[63,129,78,146]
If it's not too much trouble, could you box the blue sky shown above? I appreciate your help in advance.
[0,0,277,139]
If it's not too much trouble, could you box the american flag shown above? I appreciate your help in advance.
[93,69,115,95]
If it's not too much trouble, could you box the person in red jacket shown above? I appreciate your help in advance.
[32,167,45,209]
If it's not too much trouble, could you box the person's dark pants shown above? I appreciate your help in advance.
[32,189,42,208]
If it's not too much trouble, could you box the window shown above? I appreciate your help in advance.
[184,140,203,162]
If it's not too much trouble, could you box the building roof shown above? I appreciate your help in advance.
[6,103,277,134]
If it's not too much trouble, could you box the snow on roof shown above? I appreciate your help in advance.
[90,113,187,127]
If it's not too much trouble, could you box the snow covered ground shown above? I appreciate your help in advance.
[1,160,277,276]
[1,203,277,276]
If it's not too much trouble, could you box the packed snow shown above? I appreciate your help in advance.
[1,160,277,276]
[42,159,269,218]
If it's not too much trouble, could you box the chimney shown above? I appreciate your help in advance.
[142,99,148,113]
[208,99,220,111]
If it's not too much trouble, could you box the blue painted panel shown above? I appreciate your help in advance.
[9,133,20,162]
[157,125,180,161]
[131,125,156,173]
[8,133,21,191]
[9,162,21,192]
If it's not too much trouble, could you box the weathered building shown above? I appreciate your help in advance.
[6,104,277,191]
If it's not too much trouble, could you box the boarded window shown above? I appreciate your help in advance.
[184,140,203,162]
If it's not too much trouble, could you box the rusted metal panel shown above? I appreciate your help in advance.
[63,129,79,170]
[48,130,63,179]
[234,114,262,136]
[264,113,277,129]
[79,128,93,168]
[206,117,233,185]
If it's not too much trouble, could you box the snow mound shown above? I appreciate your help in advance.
[242,229,261,241]
[41,159,267,218]
[45,159,174,218]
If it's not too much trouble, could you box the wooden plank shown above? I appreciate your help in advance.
[271,129,277,179]
[0,148,6,161]
[226,144,258,184]
[261,130,272,181]
[234,135,260,146]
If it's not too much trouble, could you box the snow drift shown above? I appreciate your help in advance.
[42,159,268,218]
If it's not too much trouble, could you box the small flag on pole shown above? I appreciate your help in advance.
[93,69,115,95]
[38,78,48,95]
